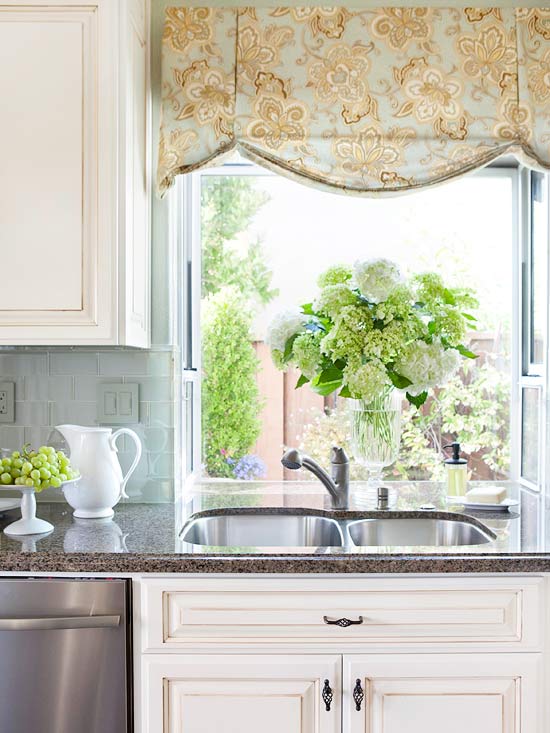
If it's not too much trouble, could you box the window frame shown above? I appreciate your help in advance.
[518,168,550,491]
[177,174,202,484]
[178,160,548,492]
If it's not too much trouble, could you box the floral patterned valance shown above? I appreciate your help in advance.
[158,7,550,196]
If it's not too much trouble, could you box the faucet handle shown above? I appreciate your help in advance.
[330,446,348,464]
[377,486,390,510]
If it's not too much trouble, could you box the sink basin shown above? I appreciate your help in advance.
[348,516,495,547]
[181,512,344,547]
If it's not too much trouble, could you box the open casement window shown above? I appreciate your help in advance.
[519,169,550,491]
[178,159,550,494]
[178,175,202,483]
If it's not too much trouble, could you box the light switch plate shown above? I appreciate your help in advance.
[0,382,15,423]
[97,383,139,425]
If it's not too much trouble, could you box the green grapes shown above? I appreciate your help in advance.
[0,444,79,493]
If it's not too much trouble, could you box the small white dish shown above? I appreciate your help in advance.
[447,496,519,512]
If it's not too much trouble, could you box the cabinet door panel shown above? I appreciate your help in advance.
[344,653,540,733]
[0,1,119,344]
[0,14,84,312]
[143,654,341,733]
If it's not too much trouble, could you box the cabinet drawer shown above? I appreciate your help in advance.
[140,577,543,651]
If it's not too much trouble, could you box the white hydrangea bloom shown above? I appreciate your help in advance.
[353,259,402,303]
[395,340,460,396]
[266,309,305,352]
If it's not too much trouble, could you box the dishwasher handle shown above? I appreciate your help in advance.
[0,615,121,631]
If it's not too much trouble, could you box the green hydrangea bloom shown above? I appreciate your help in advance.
[317,264,352,288]
[432,308,467,346]
[271,348,287,370]
[314,284,357,317]
[343,359,390,401]
[413,272,447,308]
[292,332,322,380]
[364,319,423,362]
[373,284,414,323]
[321,305,372,362]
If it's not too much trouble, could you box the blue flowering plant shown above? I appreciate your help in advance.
[267,259,478,409]
[221,450,267,481]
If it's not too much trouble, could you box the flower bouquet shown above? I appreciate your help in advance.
[267,259,478,494]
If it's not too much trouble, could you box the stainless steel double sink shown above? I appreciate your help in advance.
[180,509,496,549]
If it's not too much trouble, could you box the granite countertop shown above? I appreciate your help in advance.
[0,480,549,573]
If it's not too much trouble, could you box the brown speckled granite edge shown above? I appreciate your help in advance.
[2,552,550,574]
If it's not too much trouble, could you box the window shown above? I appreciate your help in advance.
[519,170,549,490]
[179,159,549,492]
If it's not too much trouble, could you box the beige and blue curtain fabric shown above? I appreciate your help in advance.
[158,7,550,196]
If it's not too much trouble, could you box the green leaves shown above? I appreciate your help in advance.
[387,369,412,389]
[317,366,342,384]
[201,177,276,304]
[406,391,428,408]
[301,303,315,315]
[283,333,299,361]
[456,344,478,359]
[295,374,309,389]
[311,378,343,396]
[310,366,343,396]
[442,288,456,306]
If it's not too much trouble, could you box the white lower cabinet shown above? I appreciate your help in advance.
[142,654,341,733]
[137,576,546,733]
[141,651,541,733]
[344,653,541,733]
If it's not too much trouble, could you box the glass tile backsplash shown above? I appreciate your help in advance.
[0,349,175,502]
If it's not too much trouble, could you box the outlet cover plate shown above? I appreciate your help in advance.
[0,382,15,423]
[97,383,139,425]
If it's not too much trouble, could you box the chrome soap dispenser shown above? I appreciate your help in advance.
[444,442,468,497]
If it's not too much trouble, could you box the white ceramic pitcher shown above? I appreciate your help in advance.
[56,425,142,518]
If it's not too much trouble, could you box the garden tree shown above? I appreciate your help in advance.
[202,289,263,478]
[200,176,276,477]
[201,176,277,304]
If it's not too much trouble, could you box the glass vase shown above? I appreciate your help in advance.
[348,389,402,507]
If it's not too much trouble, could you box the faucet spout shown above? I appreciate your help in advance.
[281,447,350,509]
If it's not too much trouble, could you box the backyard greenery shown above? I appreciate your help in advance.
[202,290,263,478]
[201,177,276,304]
[201,177,275,478]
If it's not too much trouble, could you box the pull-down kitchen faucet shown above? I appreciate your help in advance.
[281,447,350,509]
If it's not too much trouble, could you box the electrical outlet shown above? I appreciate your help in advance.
[0,382,15,423]
[97,383,139,425]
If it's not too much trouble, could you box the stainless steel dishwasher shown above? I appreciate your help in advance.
[0,578,131,733]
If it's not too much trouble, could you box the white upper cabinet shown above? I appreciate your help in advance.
[0,0,150,346]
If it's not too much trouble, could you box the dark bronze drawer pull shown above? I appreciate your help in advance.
[353,678,365,711]
[323,615,364,628]
[322,679,333,711]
